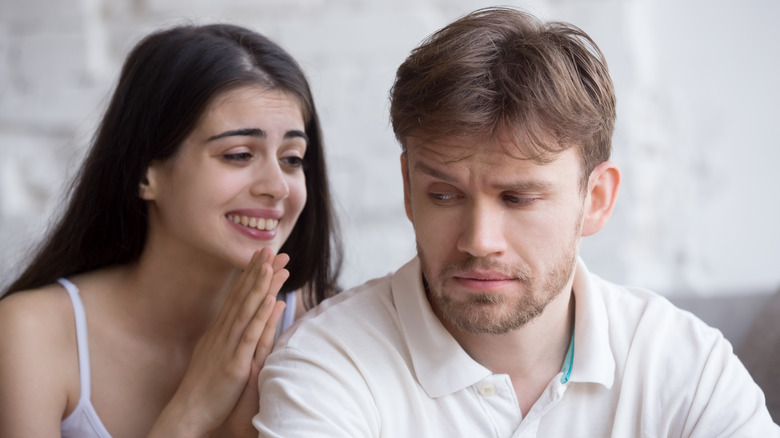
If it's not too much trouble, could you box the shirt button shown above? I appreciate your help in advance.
[478,383,497,397]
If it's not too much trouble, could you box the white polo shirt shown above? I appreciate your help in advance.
[254,257,779,437]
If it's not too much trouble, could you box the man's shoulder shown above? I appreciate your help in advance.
[584,275,778,435]
[275,272,401,349]
[594,275,718,333]
[587,273,730,370]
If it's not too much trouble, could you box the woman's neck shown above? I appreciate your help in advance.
[96,246,242,346]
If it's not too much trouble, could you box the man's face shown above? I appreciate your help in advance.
[402,137,586,335]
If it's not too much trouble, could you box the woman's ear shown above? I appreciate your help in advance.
[581,161,621,237]
[138,163,162,201]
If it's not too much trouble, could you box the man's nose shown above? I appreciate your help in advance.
[456,200,507,258]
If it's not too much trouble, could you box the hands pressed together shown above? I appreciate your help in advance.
[150,248,290,438]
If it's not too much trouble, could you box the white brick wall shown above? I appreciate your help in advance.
[1,0,778,297]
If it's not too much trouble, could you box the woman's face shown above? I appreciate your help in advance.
[142,85,308,269]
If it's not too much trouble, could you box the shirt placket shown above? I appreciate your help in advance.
[511,375,569,438]
[472,374,523,437]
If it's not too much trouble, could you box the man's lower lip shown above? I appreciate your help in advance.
[454,277,512,291]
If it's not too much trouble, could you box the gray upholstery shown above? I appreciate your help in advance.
[737,290,780,423]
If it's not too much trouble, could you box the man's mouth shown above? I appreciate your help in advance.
[454,270,513,282]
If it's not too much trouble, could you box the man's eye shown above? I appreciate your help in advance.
[224,152,253,162]
[503,194,535,206]
[430,193,459,201]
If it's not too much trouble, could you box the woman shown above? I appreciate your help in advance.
[0,23,341,437]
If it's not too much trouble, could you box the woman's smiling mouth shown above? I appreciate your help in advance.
[226,214,279,231]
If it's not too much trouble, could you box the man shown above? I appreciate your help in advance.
[254,7,778,436]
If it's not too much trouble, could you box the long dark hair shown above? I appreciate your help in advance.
[3,24,341,307]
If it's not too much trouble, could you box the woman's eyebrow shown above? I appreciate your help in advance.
[285,130,309,143]
[207,128,308,143]
[208,128,265,141]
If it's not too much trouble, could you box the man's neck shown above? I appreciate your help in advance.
[443,288,576,414]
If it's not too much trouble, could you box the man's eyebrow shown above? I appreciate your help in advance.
[207,128,309,143]
[492,180,553,192]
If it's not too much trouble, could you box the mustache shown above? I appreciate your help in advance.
[440,256,533,282]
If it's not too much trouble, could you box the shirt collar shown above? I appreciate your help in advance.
[568,257,615,388]
[390,256,615,398]
[391,257,492,398]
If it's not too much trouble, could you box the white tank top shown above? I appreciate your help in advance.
[58,278,112,438]
[58,278,297,437]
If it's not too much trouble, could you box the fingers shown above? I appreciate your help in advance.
[226,261,288,348]
[237,294,274,350]
[232,253,289,326]
[266,264,290,300]
[233,249,288,305]
[213,249,271,328]
[227,264,273,342]
[210,249,291,353]
[237,296,285,366]
[270,252,290,273]
[254,300,287,366]
[234,249,288,307]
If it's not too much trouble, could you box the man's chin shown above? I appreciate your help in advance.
[439,301,533,335]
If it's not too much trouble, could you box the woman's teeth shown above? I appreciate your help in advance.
[227,214,278,231]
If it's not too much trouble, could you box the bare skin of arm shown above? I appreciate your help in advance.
[0,288,78,437]
[0,248,288,438]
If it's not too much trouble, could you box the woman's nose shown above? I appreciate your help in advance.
[250,160,290,200]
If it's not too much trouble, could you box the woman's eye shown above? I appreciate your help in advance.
[223,152,253,162]
[282,156,304,168]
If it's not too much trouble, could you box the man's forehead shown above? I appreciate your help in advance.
[405,133,566,165]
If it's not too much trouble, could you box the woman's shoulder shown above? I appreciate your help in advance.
[0,283,73,328]
[0,282,80,434]
[0,282,79,370]
[0,282,76,335]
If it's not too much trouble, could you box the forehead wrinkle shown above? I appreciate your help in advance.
[411,151,555,193]
[411,159,460,184]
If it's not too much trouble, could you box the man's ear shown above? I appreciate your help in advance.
[400,153,413,222]
[138,162,163,201]
[581,161,620,237]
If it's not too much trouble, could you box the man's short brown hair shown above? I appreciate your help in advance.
[390,7,616,184]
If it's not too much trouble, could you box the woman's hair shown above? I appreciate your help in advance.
[3,23,341,307]
[390,7,616,187]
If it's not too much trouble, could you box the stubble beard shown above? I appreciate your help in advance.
[420,216,582,335]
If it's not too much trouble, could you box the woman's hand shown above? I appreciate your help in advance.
[149,248,289,438]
